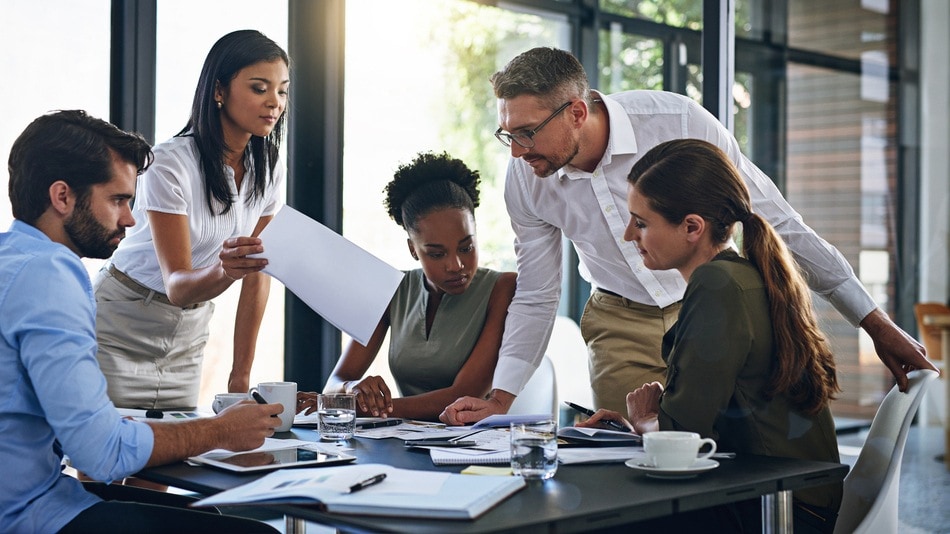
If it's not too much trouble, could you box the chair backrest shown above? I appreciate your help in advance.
[543,315,593,408]
[833,369,938,534]
[913,302,948,361]
[508,354,558,417]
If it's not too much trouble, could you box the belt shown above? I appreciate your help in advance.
[597,288,623,298]
[108,264,203,310]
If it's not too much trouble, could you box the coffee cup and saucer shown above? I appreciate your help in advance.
[625,431,719,479]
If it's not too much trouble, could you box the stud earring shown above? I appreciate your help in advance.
[216,101,223,109]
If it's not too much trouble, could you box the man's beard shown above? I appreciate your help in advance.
[64,197,124,259]
[529,137,580,178]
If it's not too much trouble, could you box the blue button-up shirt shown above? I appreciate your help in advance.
[0,221,154,533]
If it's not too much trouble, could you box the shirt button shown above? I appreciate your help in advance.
[605,205,613,213]
[654,290,662,297]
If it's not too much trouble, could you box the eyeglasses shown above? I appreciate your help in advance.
[494,101,572,149]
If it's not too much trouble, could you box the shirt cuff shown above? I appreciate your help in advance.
[825,276,878,327]
[492,356,540,397]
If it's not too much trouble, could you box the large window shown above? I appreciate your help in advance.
[0,0,111,241]
[342,0,569,387]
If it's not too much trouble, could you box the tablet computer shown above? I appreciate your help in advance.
[190,446,356,473]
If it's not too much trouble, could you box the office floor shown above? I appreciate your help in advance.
[260,423,950,534]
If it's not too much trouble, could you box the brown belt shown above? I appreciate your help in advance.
[108,264,203,310]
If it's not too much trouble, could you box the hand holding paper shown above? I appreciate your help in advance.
[252,205,404,344]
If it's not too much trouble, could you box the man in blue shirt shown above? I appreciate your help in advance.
[0,110,283,533]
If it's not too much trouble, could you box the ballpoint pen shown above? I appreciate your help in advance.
[347,473,387,493]
[564,401,630,432]
[357,418,404,430]
[250,389,280,419]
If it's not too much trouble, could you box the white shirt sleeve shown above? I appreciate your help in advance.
[492,159,563,394]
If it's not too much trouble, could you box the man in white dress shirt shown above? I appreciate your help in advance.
[440,47,937,422]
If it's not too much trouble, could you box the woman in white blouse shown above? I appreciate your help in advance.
[93,30,289,410]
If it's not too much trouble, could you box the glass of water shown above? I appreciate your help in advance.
[510,419,558,480]
[317,393,356,440]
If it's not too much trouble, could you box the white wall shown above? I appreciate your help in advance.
[919,0,950,302]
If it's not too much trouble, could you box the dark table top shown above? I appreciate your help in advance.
[138,427,847,533]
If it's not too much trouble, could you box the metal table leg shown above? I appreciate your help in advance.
[761,489,793,534]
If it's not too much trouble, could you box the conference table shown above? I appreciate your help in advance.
[137,427,847,534]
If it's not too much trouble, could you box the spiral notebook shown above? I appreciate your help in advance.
[425,428,511,465]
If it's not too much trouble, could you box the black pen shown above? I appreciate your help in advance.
[357,418,404,430]
[564,401,630,432]
[347,473,386,493]
[250,389,268,404]
[250,389,280,419]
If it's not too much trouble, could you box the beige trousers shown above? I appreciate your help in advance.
[93,267,214,410]
[580,290,681,414]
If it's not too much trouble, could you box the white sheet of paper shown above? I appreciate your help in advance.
[254,205,404,345]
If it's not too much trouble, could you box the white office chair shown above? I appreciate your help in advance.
[544,315,593,409]
[833,369,938,534]
[508,354,558,417]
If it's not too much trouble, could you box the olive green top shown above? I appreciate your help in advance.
[388,268,501,397]
[658,250,841,511]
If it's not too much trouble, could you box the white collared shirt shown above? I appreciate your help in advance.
[111,135,284,293]
[494,90,876,394]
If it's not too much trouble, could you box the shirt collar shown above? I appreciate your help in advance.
[557,90,639,181]
[10,219,52,241]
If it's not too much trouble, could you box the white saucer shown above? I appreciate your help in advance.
[624,458,720,479]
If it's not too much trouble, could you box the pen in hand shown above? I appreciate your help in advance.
[347,473,387,493]
[564,401,630,432]
[249,388,280,419]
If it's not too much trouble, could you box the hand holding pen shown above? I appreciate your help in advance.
[565,401,632,432]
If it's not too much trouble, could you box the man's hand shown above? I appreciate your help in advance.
[213,400,283,452]
[439,389,515,425]
[861,308,939,392]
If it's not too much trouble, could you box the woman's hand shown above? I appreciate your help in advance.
[296,391,318,415]
[574,408,634,432]
[219,236,268,282]
[346,376,394,417]
[626,381,663,435]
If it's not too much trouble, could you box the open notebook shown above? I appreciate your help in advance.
[191,463,525,520]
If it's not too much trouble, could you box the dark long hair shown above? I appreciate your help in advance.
[178,29,288,215]
[383,152,480,233]
[9,110,152,224]
[627,139,839,415]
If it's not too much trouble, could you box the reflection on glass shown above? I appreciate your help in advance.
[786,63,897,417]
[789,0,895,63]
[598,28,663,93]
[599,0,702,30]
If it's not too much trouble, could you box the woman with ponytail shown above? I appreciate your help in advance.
[580,139,842,532]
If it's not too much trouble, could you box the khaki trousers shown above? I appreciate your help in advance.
[580,290,681,414]
[93,267,214,410]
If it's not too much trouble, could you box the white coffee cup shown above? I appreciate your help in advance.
[211,392,249,414]
[642,431,717,469]
[253,381,297,432]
